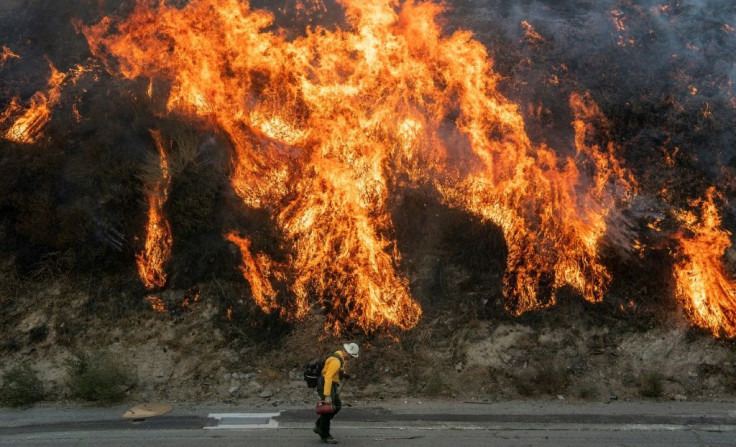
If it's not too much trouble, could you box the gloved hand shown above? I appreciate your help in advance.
[324,395,332,404]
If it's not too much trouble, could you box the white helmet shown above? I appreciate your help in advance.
[343,343,359,358]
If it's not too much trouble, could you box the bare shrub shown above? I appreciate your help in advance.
[0,261,21,302]
[0,366,44,408]
[258,366,285,384]
[725,356,736,393]
[513,365,570,397]
[639,370,664,398]
[512,369,537,397]
[576,381,600,400]
[536,366,570,395]
[66,351,135,403]
[421,369,448,396]
[166,161,221,241]
[168,126,207,177]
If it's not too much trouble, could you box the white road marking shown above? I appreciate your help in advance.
[206,412,280,429]
[336,423,736,432]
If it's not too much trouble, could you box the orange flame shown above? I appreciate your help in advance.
[673,187,736,338]
[84,0,635,332]
[136,130,173,290]
[0,46,20,67]
[225,232,281,315]
[3,62,66,144]
[438,92,635,313]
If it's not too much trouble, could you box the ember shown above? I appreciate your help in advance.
[145,295,167,313]
[520,20,545,45]
[180,286,202,309]
[0,45,19,67]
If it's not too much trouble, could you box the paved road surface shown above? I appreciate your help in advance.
[1,400,735,446]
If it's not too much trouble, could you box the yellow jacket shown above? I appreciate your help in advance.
[321,350,345,396]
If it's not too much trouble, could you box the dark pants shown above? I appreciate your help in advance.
[316,382,341,438]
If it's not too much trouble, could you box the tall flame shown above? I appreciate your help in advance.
[83,0,636,332]
[225,232,281,315]
[136,130,173,290]
[673,187,736,338]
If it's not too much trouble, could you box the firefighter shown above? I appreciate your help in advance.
[313,342,359,444]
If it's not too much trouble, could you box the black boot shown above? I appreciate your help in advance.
[313,419,325,439]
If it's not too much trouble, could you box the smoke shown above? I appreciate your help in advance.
[454,3,736,291]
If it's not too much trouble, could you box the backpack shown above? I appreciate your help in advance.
[304,353,343,388]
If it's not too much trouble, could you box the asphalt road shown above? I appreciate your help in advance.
[2,400,735,446]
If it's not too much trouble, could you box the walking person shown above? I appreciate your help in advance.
[313,343,359,444]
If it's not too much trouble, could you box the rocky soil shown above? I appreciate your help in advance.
[2,262,735,408]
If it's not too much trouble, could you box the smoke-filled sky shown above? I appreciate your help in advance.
[460,0,735,163]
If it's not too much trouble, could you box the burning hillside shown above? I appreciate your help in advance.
[1,0,735,340]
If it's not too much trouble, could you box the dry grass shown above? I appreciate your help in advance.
[168,126,208,177]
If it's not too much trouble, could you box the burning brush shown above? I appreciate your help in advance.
[0,0,734,337]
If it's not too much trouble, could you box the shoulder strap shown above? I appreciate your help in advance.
[328,352,343,368]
